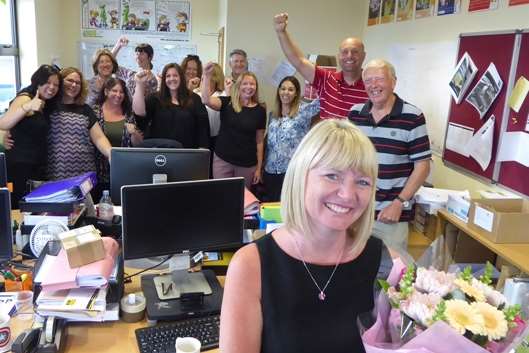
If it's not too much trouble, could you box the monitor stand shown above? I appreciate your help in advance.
[153,270,212,300]
[141,269,223,322]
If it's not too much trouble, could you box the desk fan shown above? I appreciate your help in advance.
[29,220,68,257]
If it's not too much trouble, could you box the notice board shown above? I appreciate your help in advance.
[443,30,529,197]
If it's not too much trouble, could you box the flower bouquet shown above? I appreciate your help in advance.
[360,258,528,353]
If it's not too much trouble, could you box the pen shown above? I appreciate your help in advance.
[1,270,16,281]
[86,289,100,310]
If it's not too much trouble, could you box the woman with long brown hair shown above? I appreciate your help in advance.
[133,62,209,149]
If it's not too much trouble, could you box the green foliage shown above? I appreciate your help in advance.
[479,261,494,285]
[377,279,390,292]
[503,304,521,323]
[431,300,447,323]
[0,0,6,6]
[399,265,415,298]
[459,266,473,282]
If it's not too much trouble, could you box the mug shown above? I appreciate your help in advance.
[175,337,201,353]
[0,314,11,353]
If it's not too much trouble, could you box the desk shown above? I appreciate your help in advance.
[10,211,223,352]
[10,272,224,353]
[437,209,529,274]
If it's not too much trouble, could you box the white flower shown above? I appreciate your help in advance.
[414,267,456,297]
[445,299,485,336]
[471,302,508,340]
[400,291,442,327]
[470,278,506,307]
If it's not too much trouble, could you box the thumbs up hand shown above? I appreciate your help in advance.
[23,90,45,113]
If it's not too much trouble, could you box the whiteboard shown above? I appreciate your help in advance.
[79,40,197,79]
[388,41,458,154]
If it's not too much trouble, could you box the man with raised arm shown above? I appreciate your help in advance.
[274,12,368,119]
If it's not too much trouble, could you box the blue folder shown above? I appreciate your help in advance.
[23,172,97,203]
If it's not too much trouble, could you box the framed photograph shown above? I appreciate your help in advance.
[466,63,503,119]
[449,52,478,104]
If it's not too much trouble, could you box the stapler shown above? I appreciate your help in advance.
[12,317,67,353]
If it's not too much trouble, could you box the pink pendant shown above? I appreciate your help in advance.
[318,291,326,301]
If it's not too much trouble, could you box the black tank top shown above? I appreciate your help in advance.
[256,234,382,353]
[6,93,50,164]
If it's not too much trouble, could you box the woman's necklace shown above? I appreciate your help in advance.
[291,235,345,301]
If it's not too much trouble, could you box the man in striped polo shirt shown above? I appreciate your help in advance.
[349,59,431,251]
[274,13,368,119]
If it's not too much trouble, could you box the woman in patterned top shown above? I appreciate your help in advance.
[263,76,320,201]
[46,67,112,181]
[91,77,143,197]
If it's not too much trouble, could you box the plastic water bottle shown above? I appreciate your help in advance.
[98,190,114,221]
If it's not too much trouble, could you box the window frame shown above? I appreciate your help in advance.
[0,0,21,94]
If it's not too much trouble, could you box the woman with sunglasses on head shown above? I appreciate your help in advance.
[133,62,210,149]
[46,67,112,181]
[201,62,266,188]
[87,39,157,107]
[181,54,203,91]
[91,77,143,198]
[264,76,320,201]
[0,65,61,207]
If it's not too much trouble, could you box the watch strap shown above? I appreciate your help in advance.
[396,195,407,203]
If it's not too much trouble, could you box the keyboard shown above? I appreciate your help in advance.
[135,314,220,353]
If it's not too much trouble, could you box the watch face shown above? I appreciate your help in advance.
[403,201,410,208]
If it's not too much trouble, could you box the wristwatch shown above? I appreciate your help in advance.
[396,196,410,208]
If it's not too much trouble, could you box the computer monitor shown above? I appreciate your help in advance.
[110,147,210,205]
[0,188,13,263]
[121,178,244,299]
[0,153,7,188]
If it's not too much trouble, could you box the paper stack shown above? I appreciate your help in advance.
[244,187,260,216]
[34,237,120,322]
[414,186,470,215]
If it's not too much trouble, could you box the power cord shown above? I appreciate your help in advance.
[123,254,174,282]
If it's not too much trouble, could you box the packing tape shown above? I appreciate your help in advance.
[120,292,146,323]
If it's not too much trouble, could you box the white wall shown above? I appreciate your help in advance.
[224,0,367,106]
[362,0,529,197]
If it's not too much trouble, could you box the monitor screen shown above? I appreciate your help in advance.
[121,178,244,260]
[110,148,210,205]
[0,153,7,188]
[0,188,13,262]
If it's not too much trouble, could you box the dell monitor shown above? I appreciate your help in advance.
[110,147,210,205]
[0,188,13,263]
[121,178,244,304]
[0,153,7,188]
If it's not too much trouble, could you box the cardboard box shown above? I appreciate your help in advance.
[414,204,439,240]
[453,230,496,264]
[468,199,529,244]
[58,225,105,268]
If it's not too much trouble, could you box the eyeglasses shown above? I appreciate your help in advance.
[363,77,386,85]
[65,78,82,86]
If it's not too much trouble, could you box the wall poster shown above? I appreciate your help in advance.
[81,0,191,41]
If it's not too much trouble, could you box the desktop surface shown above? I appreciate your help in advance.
[9,269,225,353]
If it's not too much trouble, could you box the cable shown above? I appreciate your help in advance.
[123,254,174,281]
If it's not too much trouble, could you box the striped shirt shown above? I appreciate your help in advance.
[348,95,431,221]
[312,66,368,119]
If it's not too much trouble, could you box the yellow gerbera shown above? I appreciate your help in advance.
[471,302,508,340]
[454,278,486,302]
[445,299,485,335]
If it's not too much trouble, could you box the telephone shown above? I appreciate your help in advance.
[12,317,67,353]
